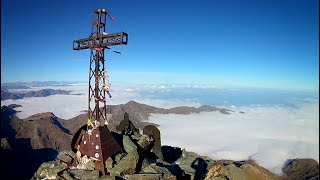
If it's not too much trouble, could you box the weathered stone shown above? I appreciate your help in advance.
[108,153,139,176]
[115,153,127,165]
[84,160,96,171]
[131,132,141,140]
[116,112,138,135]
[141,164,176,180]
[61,170,73,180]
[174,151,198,178]
[105,157,114,169]
[36,161,67,180]
[124,173,163,180]
[156,158,170,166]
[141,158,156,170]
[36,161,56,178]
[81,170,100,180]
[123,135,138,154]
[68,169,86,179]
[57,151,73,164]
[68,169,99,179]
[1,138,11,150]
[98,175,117,180]
[68,151,76,158]
[137,135,150,149]
[200,155,216,169]
[143,125,163,160]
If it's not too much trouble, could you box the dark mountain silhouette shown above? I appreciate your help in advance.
[1,90,22,100]
[0,105,58,179]
[1,89,71,100]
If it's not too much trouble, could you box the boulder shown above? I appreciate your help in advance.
[115,153,127,165]
[108,153,139,176]
[173,151,198,179]
[36,161,67,179]
[61,170,73,180]
[123,135,138,154]
[57,151,74,164]
[137,135,150,149]
[124,173,163,180]
[141,158,156,170]
[81,170,100,180]
[68,169,99,179]
[141,164,176,179]
[143,125,163,160]
[116,112,138,135]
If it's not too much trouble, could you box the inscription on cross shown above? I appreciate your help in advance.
[72,8,128,175]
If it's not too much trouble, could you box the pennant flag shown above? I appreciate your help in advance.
[87,118,94,126]
[109,16,116,21]
[113,51,121,54]
[95,47,102,51]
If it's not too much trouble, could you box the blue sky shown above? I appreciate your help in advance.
[1,0,319,91]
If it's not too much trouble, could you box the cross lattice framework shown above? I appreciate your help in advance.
[72,8,128,175]
[73,9,127,124]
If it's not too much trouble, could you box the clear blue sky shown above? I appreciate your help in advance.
[1,0,319,91]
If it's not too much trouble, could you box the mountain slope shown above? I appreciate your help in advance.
[11,112,72,151]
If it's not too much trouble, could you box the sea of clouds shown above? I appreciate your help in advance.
[150,98,319,175]
[1,82,318,175]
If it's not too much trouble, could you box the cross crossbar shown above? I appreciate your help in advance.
[73,32,128,50]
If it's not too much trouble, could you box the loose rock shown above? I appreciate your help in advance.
[108,153,139,176]
[141,164,176,179]
[123,135,138,154]
[68,169,99,179]
[137,135,150,149]
[36,161,67,180]
[105,157,114,169]
[57,151,74,164]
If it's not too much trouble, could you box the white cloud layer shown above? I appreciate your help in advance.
[1,82,318,175]
[149,98,319,175]
[1,83,201,119]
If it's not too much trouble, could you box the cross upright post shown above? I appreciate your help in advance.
[72,8,128,175]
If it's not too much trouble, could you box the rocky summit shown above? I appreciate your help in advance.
[1,103,319,180]
[31,116,282,180]
[31,115,319,180]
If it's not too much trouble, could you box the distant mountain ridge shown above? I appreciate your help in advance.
[1,89,71,100]
[1,101,318,180]
[1,100,233,151]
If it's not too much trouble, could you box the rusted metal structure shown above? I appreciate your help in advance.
[72,8,128,175]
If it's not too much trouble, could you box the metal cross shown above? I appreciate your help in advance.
[72,8,128,175]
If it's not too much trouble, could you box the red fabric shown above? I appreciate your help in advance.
[110,16,116,21]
